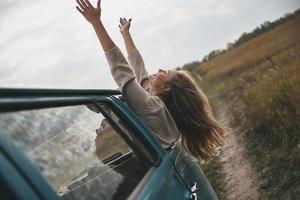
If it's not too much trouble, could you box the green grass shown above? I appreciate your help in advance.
[229,60,300,199]
[201,157,227,200]
[188,15,300,199]
[193,73,227,199]
[198,42,300,199]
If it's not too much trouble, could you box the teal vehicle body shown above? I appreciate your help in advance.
[0,88,218,200]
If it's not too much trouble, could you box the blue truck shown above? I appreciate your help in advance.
[0,88,218,200]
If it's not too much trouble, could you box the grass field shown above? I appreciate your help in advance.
[192,11,300,199]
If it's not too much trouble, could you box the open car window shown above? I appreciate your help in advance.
[0,103,152,199]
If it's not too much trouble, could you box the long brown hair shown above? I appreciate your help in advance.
[160,70,225,162]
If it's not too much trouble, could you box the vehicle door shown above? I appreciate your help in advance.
[168,143,219,200]
[0,96,156,200]
[109,97,192,200]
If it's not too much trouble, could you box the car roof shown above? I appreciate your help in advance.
[0,88,120,96]
[0,88,121,113]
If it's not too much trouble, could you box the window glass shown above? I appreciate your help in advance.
[97,103,157,165]
[0,104,150,199]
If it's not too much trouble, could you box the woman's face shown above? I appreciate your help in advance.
[149,69,178,90]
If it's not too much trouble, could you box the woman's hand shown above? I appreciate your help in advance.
[76,0,101,25]
[119,17,132,34]
[119,17,137,57]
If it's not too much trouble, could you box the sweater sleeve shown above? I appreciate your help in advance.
[105,46,160,115]
[127,49,150,91]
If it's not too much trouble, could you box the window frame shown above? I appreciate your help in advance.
[0,89,166,199]
[94,98,160,167]
[105,96,166,163]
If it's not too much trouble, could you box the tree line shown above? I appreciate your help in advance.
[181,9,300,71]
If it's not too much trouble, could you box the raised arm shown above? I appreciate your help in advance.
[76,0,115,52]
[119,18,150,90]
[119,18,136,56]
[75,0,155,114]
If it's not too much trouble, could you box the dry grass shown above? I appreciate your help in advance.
[193,12,300,199]
[197,14,300,82]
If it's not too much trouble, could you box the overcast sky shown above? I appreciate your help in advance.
[0,0,299,89]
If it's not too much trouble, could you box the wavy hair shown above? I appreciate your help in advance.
[160,70,225,162]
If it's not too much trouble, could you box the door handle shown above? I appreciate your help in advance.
[189,182,198,200]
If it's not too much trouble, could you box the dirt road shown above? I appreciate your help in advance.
[217,109,260,200]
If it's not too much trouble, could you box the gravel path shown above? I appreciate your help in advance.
[217,109,260,200]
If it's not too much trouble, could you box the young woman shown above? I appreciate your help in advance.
[76,0,224,162]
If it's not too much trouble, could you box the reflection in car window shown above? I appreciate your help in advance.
[98,103,158,165]
[0,104,150,199]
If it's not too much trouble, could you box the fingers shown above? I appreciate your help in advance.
[76,6,85,15]
[119,17,132,25]
[97,0,101,10]
[76,0,86,11]
[119,17,125,25]
[79,0,89,8]
[128,18,132,26]
[83,0,92,7]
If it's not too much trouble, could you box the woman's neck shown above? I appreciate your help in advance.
[149,88,157,96]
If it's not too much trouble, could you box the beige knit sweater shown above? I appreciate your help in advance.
[105,46,180,148]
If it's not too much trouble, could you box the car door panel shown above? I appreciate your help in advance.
[0,133,61,200]
[136,157,190,200]
[168,143,218,200]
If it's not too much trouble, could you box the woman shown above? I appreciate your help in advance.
[76,0,224,162]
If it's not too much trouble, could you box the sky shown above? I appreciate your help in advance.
[0,0,299,89]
